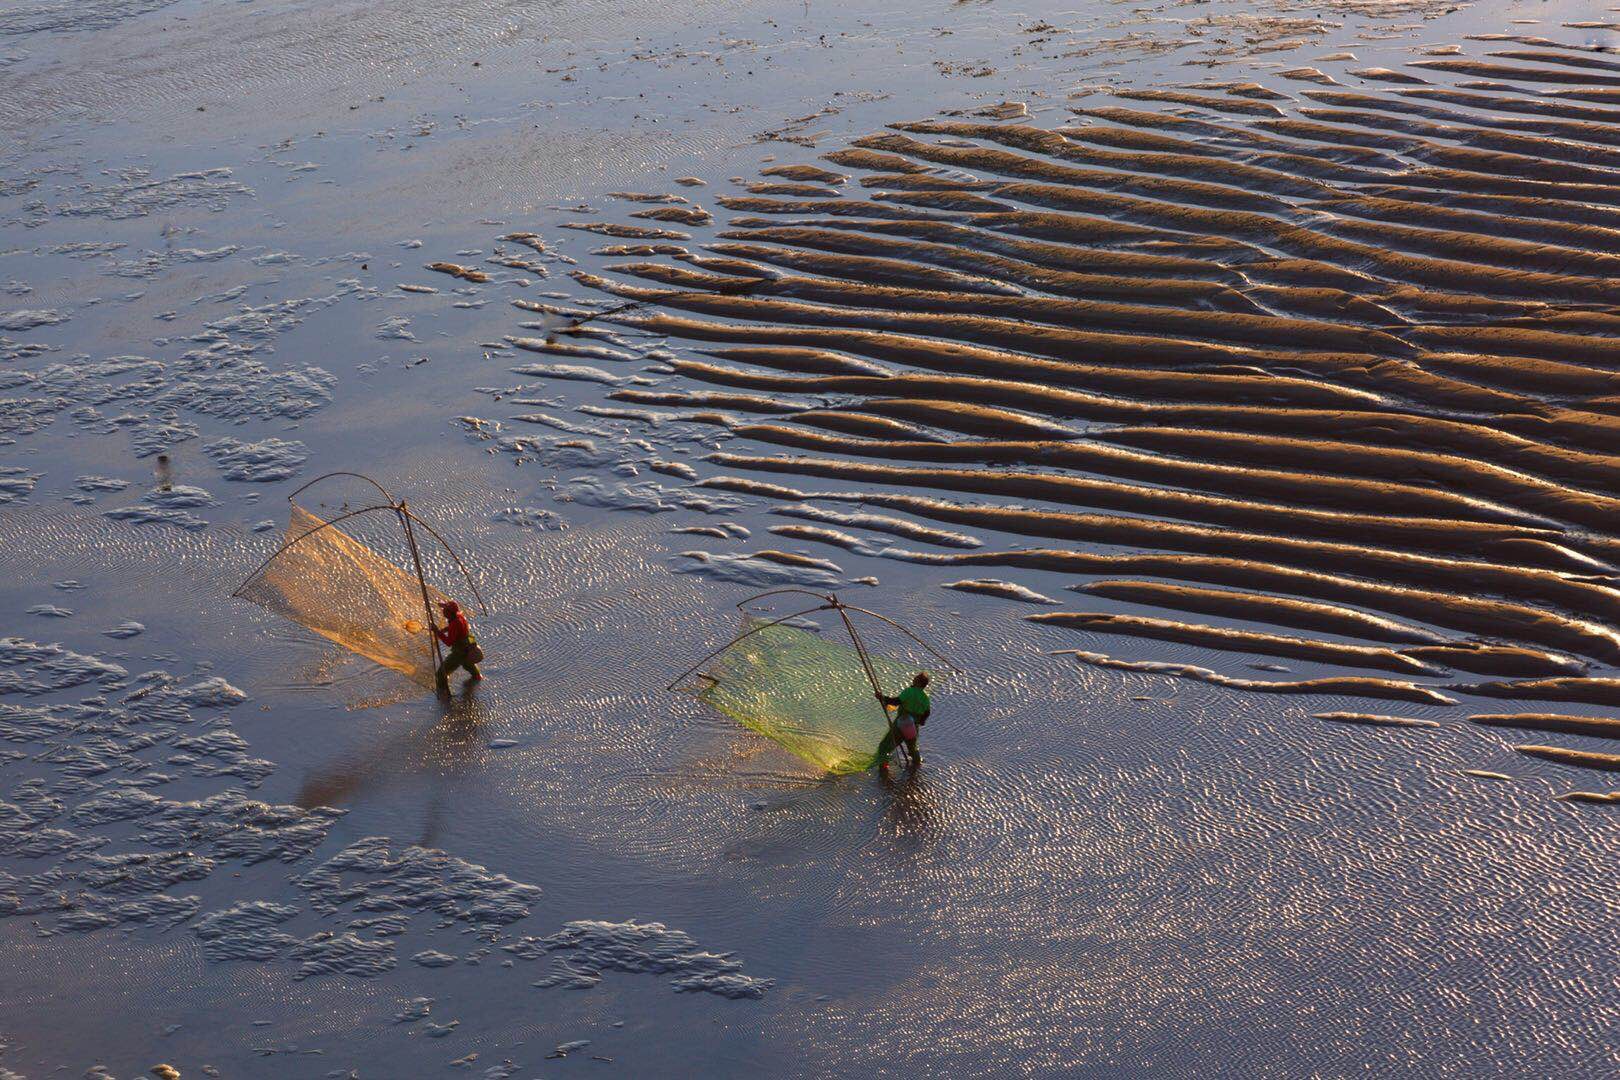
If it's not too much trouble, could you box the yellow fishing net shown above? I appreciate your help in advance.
[691,619,914,773]
[235,504,449,685]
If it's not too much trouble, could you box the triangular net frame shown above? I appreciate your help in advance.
[232,473,485,687]
[669,589,958,774]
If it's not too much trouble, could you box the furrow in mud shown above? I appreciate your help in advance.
[791,410,939,441]
[1364,166,1620,210]
[1107,89,1290,117]
[771,504,980,548]
[1071,106,1410,168]
[699,242,1026,297]
[1405,326,1620,368]
[599,308,1409,413]
[705,465,1620,622]
[1313,195,1620,263]
[889,120,1349,198]
[864,546,1620,664]
[1404,644,1585,679]
[1307,86,1620,139]
[610,389,802,415]
[1076,580,1449,645]
[1411,58,1620,87]
[1469,713,1620,740]
[1456,677,1620,708]
[702,452,1569,566]
[645,348,1620,494]
[703,345,893,378]
[724,426,1544,526]
[599,258,1406,353]
[619,306,1523,418]
[974,181,1620,304]
[1294,104,1620,174]
[942,578,1057,605]
[1481,44,1620,68]
[1059,649,1458,706]
[1097,426,1620,513]
[621,310,1620,494]
[1513,745,1620,772]
[846,133,1303,214]
[763,163,850,184]
[1396,85,1620,125]
[1355,186,1620,235]
[820,147,934,174]
[1417,353,1620,400]
[582,275,1296,370]
[1030,612,1441,675]
[727,217,1242,281]
[1315,210,1620,278]
[1056,122,1402,182]
[852,399,1079,440]
[712,225,1253,303]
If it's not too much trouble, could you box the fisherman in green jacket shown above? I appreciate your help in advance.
[875,672,931,770]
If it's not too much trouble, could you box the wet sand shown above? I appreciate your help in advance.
[5,0,1620,1076]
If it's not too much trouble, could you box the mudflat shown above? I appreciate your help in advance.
[4,0,1620,1076]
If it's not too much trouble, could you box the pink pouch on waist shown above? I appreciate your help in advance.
[897,719,919,741]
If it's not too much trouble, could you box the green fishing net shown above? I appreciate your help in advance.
[693,619,916,773]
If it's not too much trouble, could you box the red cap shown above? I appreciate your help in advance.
[440,600,460,616]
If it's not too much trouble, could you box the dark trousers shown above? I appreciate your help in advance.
[436,642,480,686]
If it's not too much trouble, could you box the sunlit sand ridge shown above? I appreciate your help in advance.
[505,31,1620,796]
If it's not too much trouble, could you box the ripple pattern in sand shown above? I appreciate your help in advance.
[510,31,1620,803]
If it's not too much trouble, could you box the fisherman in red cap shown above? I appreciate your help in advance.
[431,599,482,695]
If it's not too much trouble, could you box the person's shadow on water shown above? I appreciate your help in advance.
[874,762,943,852]
[296,684,489,846]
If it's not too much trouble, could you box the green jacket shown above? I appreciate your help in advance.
[896,685,930,720]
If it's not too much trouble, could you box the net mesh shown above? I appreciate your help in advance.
[694,619,915,774]
[235,504,449,685]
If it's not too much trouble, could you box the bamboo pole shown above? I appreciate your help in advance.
[397,501,444,677]
[835,600,899,755]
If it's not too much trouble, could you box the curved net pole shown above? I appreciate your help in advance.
[732,587,836,612]
[230,503,400,596]
[839,604,960,672]
[397,502,444,676]
[278,470,485,617]
[287,471,397,507]
[732,591,956,671]
[398,507,489,616]
[666,603,835,691]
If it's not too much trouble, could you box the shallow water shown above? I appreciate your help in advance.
[5,0,1620,1076]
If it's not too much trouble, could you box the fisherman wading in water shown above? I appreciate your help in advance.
[875,671,931,770]
[432,599,483,695]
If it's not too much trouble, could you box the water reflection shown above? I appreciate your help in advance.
[875,763,943,855]
[296,685,489,845]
